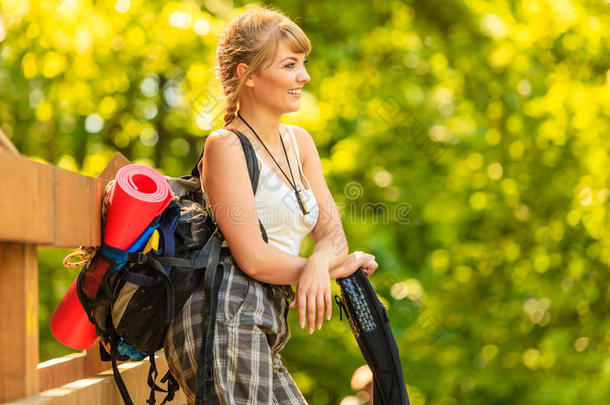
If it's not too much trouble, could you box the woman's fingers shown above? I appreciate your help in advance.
[291,260,335,332]
[297,289,307,329]
[325,288,332,321]
[289,290,299,308]
[307,291,316,334]
[292,285,331,333]
[366,256,378,272]
[358,253,378,277]
[316,292,325,330]
[340,251,378,277]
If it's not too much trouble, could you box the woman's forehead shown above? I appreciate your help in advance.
[273,40,305,62]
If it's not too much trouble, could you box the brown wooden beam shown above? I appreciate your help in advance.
[52,168,103,248]
[0,152,130,248]
[0,153,99,247]
[98,152,131,182]
[0,154,56,245]
[37,344,128,393]
[0,243,39,402]
[37,353,87,393]
[10,354,186,404]
[0,128,19,155]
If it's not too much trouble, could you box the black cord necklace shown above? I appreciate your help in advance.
[237,110,310,215]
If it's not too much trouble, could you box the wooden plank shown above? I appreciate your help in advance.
[0,153,130,247]
[0,243,39,402]
[84,340,114,377]
[0,128,19,155]
[98,152,131,182]
[37,344,126,393]
[0,154,55,245]
[37,354,86,393]
[8,354,186,405]
[52,168,103,248]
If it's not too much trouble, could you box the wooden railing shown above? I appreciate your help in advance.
[0,133,186,404]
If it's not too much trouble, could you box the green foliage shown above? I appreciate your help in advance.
[1,0,609,404]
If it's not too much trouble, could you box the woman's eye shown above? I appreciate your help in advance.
[285,60,309,69]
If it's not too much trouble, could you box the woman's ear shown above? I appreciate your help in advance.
[236,62,255,88]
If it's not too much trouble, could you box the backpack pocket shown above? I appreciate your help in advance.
[112,274,172,353]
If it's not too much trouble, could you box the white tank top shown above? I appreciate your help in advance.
[253,125,319,255]
[203,125,319,256]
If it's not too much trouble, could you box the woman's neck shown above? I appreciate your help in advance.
[232,103,283,147]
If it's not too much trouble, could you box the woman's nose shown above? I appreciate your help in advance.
[298,68,310,84]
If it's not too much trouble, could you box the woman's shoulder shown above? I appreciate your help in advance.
[282,124,316,163]
[281,123,310,139]
[208,127,240,142]
[205,127,245,153]
[202,128,249,171]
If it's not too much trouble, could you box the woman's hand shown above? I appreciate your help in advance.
[330,251,378,279]
[289,254,332,334]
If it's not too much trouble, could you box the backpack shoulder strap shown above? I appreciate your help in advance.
[196,127,267,243]
[194,230,224,404]
[192,128,270,404]
[190,127,260,194]
[110,336,135,405]
[222,127,260,195]
[224,127,268,243]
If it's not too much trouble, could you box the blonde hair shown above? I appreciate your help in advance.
[215,7,311,126]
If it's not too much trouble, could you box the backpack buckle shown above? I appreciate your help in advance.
[136,252,148,264]
[129,252,148,264]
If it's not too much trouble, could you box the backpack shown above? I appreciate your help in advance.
[335,268,411,404]
[76,128,270,405]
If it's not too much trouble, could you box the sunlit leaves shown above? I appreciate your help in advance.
[2,0,610,403]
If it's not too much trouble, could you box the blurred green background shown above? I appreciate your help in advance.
[2,0,610,404]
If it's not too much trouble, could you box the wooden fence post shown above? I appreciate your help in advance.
[0,243,39,402]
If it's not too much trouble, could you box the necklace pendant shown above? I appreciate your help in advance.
[295,189,310,215]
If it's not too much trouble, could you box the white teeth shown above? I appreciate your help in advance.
[287,89,301,95]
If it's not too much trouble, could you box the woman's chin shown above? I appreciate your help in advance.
[286,102,301,113]
[274,101,301,115]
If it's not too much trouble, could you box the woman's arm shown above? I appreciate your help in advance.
[287,126,379,332]
[292,126,349,270]
[201,129,310,285]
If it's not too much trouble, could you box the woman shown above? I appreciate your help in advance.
[165,7,378,404]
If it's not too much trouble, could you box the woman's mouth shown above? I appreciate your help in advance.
[287,89,302,97]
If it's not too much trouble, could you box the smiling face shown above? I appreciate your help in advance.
[246,39,310,115]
